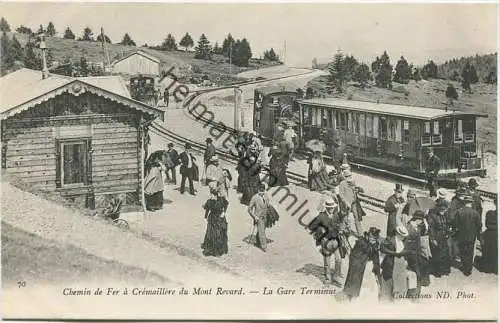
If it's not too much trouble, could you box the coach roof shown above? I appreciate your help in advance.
[299,98,488,121]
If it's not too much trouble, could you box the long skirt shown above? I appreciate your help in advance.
[145,191,163,211]
[343,254,369,299]
[430,238,451,276]
[202,216,228,257]
[479,229,498,274]
[242,175,260,205]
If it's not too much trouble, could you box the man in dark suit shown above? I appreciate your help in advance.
[425,148,441,197]
[384,183,405,237]
[165,143,179,185]
[179,143,196,195]
[467,178,483,217]
[454,195,482,276]
[204,138,216,170]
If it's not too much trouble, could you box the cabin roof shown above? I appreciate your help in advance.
[0,68,164,120]
[299,98,488,120]
[112,50,161,65]
[255,85,298,96]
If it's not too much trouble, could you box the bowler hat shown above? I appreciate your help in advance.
[468,178,479,188]
[167,143,174,148]
[394,183,404,193]
[206,138,213,143]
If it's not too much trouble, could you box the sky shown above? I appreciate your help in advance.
[1,2,497,67]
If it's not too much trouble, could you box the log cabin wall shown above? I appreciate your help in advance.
[1,92,143,209]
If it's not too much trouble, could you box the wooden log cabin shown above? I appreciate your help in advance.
[298,98,488,179]
[0,68,164,210]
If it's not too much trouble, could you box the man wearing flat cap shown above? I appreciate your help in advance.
[454,194,482,276]
[384,183,406,237]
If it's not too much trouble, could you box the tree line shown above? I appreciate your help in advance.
[1,17,281,69]
[326,49,496,97]
[148,32,279,67]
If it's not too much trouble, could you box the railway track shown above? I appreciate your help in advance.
[177,76,497,202]
[150,121,386,210]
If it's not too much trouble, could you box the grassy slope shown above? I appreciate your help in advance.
[9,32,280,84]
[307,75,497,152]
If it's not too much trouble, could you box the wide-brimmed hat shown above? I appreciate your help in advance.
[210,155,219,162]
[437,188,447,199]
[324,197,337,208]
[394,183,404,193]
[463,195,474,202]
[395,225,409,237]
[468,178,479,188]
[340,163,350,170]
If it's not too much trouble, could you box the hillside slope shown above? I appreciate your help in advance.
[8,32,280,84]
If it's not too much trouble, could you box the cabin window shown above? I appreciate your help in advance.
[373,116,379,138]
[59,140,89,187]
[359,114,365,136]
[321,109,328,127]
[303,105,312,126]
[316,108,322,127]
[353,113,360,134]
[366,114,373,137]
[403,120,410,143]
[335,111,340,129]
[336,111,347,130]
[379,117,388,139]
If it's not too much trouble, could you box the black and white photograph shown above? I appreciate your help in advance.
[0,2,497,320]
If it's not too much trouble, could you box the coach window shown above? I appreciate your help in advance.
[321,109,328,127]
[327,109,333,128]
[359,113,365,136]
[366,114,373,137]
[379,117,388,139]
[454,119,463,142]
[403,120,410,143]
[432,120,442,145]
[387,117,395,141]
[463,118,474,142]
[335,111,340,129]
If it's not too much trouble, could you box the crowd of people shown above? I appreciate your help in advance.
[142,127,497,302]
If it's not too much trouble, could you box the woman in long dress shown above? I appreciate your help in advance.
[144,159,164,211]
[342,227,382,300]
[241,155,261,205]
[201,186,229,257]
[428,200,451,277]
[269,150,288,187]
[309,151,326,191]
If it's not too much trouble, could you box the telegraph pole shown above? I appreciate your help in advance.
[101,27,111,71]
[229,41,232,74]
[40,34,48,79]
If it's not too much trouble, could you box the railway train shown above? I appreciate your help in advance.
[253,86,488,181]
[128,75,158,107]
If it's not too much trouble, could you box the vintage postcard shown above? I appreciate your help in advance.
[0,1,497,320]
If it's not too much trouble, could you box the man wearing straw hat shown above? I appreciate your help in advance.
[308,196,351,285]
[248,182,271,252]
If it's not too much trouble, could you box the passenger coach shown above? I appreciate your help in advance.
[297,98,487,179]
